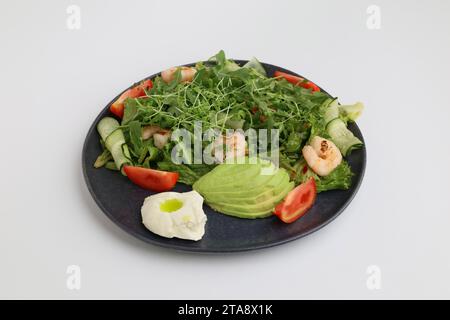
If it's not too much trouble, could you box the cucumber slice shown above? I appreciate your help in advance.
[94,149,112,168]
[105,130,131,173]
[105,161,119,171]
[97,117,131,174]
[327,118,363,156]
[324,99,364,156]
[97,117,120,141]
[339,102,364,122]
[324,98,339,125]
[243,57,267,76]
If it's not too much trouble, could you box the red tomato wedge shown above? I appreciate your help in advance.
[273,71,320,92]
[110,79,153,118]
[123,166,178,192]
[273,177,317,223]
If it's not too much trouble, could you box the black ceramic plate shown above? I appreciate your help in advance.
[82,60,366,253]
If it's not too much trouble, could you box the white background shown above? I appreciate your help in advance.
[1,0,449,299]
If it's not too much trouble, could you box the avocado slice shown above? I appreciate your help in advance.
[193,163,261,191]
[193,157,294,219]
[207,181,294,219]
[201,169,285,194]
[199,170,289,203]
[204,180,290,207]
[194,163,278,193]
[194,159,275,191]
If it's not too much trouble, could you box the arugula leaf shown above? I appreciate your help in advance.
[156,161,215,185]
[122,99,138,125]
[128,121,144,157]
[285,131,307,153]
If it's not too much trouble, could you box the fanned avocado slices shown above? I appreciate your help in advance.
[193,158,294,219]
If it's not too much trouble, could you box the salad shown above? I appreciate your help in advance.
[94,51,364,239]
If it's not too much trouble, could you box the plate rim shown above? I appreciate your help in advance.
[82,60,367,253]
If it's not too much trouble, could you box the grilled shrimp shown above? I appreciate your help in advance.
[302,136,342,176]
[214,131,247,163]
[161,66,197,83]
[153,129,171,149]
[141,125,171,149]
[141,125,161,140]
